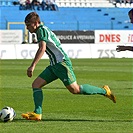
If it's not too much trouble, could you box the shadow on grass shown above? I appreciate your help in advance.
[43,118,133,123]
[12,118,133,123]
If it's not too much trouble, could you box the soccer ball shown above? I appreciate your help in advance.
[0,106,16,122]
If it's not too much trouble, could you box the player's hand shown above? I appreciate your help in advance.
[116,45,125,52]
[27,66,35,77]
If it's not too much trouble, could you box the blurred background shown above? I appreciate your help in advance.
[0,0,133,59]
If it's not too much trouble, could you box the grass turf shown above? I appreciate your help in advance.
[0,58,133,133]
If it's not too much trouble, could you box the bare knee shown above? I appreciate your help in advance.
[32,77,47,88]
[66,83,80,94]
[71,89,80,94]
[32,81,40,88]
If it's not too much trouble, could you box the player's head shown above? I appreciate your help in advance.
[25,12,41,33]
[128,9,133,23]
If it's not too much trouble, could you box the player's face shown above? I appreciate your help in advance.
[25,22,37,33]
[129,12,133,23]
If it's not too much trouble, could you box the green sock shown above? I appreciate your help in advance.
[80,84,106,95]
[33,88,43,114]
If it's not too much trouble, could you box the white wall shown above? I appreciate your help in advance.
[0,44,132,59]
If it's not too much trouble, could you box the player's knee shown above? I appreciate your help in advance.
[32,82,40,88]
[32,78,46,88]
[66,83,80,94]
[32,83,36,88]
[68,87,80,94]
[71,90,80,94]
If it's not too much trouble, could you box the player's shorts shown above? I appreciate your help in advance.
[39,60,76,86]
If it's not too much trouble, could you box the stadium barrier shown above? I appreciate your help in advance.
[1,30,132,44]
[0,43,132,59]
[0,29,133,59]
[0,30,23,44]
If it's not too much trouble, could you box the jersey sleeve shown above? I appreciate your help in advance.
[36,27,48,43]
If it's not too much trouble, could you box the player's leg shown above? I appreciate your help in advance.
[21,77,46,121]
[22,66,58,120]
[55,60,116,103]
[31,77,46,115]
[66,82,116,103]
[65,81,105,95]
[56,61,107,95]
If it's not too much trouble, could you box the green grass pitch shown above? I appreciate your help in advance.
[0,58,133,133]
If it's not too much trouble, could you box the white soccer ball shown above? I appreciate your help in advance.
[0,106,16,122]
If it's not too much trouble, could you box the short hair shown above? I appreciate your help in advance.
[128,8,133,15]
[25,12,41,24]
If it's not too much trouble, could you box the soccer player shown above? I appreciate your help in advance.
[116,8,133,52]
[21,12,116,121]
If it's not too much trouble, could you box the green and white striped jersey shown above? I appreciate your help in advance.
[36,25,70,66]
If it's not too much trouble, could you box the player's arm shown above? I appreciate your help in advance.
[27,41,46,77]
[116,45,133,52]
[31,41,46,67]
